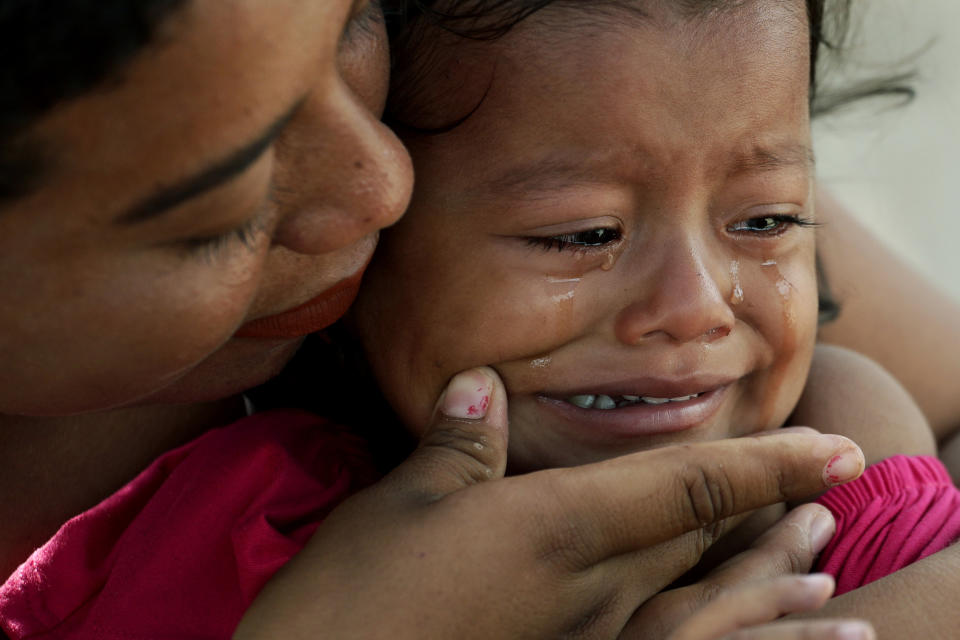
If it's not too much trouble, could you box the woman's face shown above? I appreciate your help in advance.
[355,1,818,472]
[0,0,412,415]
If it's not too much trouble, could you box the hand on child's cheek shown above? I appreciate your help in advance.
[355,1,818,472]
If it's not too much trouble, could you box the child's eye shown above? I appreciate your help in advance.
[727,214,815,236]
[527,227,622,252]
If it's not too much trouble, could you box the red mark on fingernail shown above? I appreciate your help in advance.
[467,395,490,416]
[824,455,844,485]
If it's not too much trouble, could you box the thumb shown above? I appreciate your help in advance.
[386,366,510,500]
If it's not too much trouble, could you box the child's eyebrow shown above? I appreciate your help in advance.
[728,143,815,177]
[476,153,607,196]
[478,142,814,196]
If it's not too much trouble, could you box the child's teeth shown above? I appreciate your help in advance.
[566,392,701,409]
[594,395,617,410]
[568,394,596,409]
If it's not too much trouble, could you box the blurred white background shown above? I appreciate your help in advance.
[813,0,960,300]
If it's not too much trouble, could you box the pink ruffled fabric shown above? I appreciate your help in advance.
[815,455,960,596]
[0,409,379,639]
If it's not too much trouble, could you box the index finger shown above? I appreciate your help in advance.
[529,433,863,566]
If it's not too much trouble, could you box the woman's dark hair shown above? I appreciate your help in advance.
[0,0,187,202]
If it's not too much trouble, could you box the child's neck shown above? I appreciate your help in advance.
[0,396,245,580]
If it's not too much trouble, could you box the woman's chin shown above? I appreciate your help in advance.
[132,335,305,407]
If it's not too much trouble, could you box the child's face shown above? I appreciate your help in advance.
[355,1,818,472]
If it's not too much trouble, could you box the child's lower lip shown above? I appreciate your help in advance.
[534,385,730,440]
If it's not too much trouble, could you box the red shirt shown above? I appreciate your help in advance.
[816,455,960,595]
[0,409,379,639]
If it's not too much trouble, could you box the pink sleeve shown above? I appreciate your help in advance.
[815,455,960,596]
[0,409,379,640]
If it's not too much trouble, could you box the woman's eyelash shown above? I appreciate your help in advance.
[185,216,263,262]
[526,228,622,252]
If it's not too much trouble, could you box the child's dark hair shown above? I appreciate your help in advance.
[0,0,187,204]
[384,0,913,119]
[384,1,840,107]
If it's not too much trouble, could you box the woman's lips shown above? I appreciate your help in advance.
[234,269,366,339]
[534,384,731,440]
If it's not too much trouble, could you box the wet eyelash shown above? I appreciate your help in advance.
[730,214,818,236]
[526,228,622,253]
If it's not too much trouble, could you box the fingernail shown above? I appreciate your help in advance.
[822,446,865,487]
[809,509,836,552]
[439,369,493,420]
[835,621,873,640]
[796,573,835,601]
[798,572,834,589]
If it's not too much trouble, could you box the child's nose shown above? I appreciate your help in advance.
[614,242,735,345]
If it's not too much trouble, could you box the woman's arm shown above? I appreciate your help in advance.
[815,187,960,444]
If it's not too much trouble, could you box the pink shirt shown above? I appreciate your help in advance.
[816,455,960,596]
[0,409,379,639]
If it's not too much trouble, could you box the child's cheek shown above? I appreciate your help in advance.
[432,267,588,368]
[736,255,819,432]
[402,271,596,434]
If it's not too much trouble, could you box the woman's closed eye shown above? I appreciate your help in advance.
[179,200,271,263]
[183,218,262,262]
[727,214,816,237]
[527,227,622,253]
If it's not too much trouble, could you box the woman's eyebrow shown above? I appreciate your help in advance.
[115,98,304,225]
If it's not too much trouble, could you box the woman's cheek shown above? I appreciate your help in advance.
[151,259,264,358]
[99,253,265,391]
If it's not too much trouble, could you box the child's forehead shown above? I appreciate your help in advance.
[389,0,809,132]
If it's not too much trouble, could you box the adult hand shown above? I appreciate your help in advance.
[235,367,865,640]
[665,573,875,640]
[628,503,875,640]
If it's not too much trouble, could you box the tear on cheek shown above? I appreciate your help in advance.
[730,260,744,305]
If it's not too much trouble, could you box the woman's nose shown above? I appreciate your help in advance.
[614,242,736,345]
[270,81,413,255]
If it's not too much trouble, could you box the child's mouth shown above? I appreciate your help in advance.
[532,382,732,439]
[565,393,702,410]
